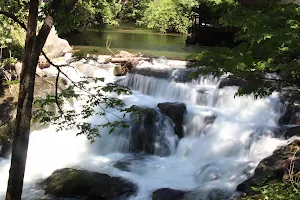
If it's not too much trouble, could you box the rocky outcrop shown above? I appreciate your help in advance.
[152,188,185,200]
[157,102,186,138]
[237,139,300,196]
[43,27,72,59]
[41,168,136,200]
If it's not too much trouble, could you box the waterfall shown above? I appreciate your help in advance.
[0,59,288,200]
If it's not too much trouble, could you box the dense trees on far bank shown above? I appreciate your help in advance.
[191,0,300,97]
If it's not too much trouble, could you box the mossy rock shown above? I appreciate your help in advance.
[41,168,137,200]
[237,140,300,199]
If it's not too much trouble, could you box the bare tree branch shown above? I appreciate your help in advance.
[55,71,63,114]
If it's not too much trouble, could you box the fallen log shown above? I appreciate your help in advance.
[104,57,150,64]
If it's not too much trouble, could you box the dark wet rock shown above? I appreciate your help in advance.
[130,68,202,83]
[218,76,247,89]
[280,104,300,125]
[0,137,11,158]
[157,102,186,138]
[283,126,300,139]
[129,108,173,156]
[41,168,136,200]
[170,68,197,82]
[152,188,185,200]
[204,115,216,125]
[279,89,300,125]
[237,139,300,196]
[129,108,158,154]
[130,68,171,79]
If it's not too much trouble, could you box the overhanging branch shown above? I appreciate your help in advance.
[0,10,27,30]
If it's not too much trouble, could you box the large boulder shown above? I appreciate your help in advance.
[152,188,185,200]
[157,103,186,138]
[41,168,137,200]
[237,139,300,197]
[43,27,72,59]
[129,107,175,156]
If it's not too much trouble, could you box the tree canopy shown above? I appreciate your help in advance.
[190,0,300,97]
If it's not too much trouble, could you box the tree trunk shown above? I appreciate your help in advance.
[4,0,76,199]
[3,0,76,199]
[5,0,39,199]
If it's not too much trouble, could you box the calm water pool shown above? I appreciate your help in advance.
[65,25,204,60]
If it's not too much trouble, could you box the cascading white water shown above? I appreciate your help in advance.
[0,59,289,200]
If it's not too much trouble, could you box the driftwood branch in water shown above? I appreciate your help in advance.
[106,35,116,56]
[105,57,150,64]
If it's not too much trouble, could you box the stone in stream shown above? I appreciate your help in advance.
[129,107,175,156]
[157,102,186,138]
[152,188,185,200]
[279,89,300,125]
[218,76,247,89]
[40,168,137,200]
[237,139,300,197]
[282,126,300,139]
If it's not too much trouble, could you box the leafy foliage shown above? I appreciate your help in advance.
[32,77,141,142]
[53,0,95,34]
[241,179,300,200]
[191,1,300,97]
[139,0,198,33]
[0,0,27,60]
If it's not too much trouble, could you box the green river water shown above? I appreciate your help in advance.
[65,24,204,60]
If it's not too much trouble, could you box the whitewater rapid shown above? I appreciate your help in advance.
[0,59,289,200]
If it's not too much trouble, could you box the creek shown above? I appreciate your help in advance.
[0,58,288,200]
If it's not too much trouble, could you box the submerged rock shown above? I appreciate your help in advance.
[157,102,186,138]
[41,168,136,200]
[237,139,300,196]
[152,188,185,200]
